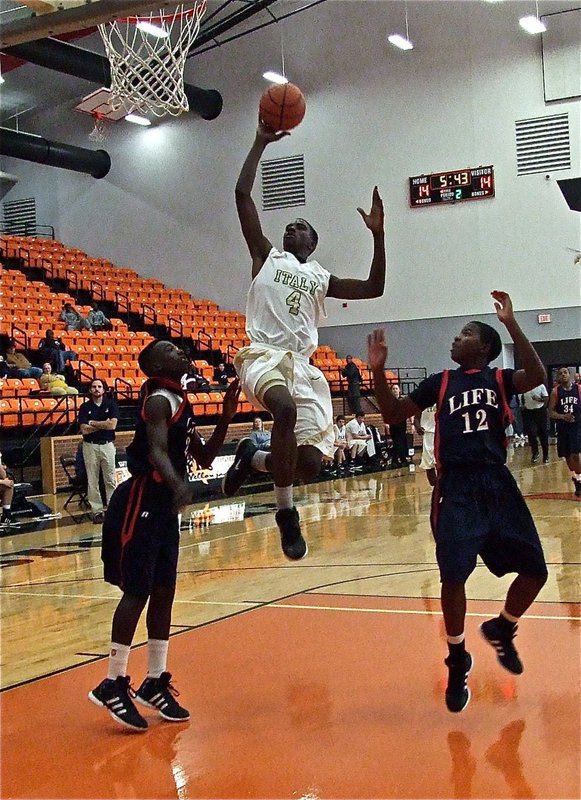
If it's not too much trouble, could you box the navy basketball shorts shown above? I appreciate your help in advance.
[556,422,581,458]
[430,465,548,584]
[102,475,180,599]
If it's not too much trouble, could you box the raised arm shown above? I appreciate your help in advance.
[327,187,386,300]
[367,329,422,424]
[235,123,288,278]
[491,291,546,393]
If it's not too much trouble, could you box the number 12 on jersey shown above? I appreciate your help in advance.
[462,409,489,433]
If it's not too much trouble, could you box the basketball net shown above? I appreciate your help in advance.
[98,1,207,118]
[88,112,107,142]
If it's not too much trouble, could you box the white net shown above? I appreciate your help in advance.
[88,114,107,142]
[98,1,207,118]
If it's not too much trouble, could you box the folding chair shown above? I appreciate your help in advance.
[59,455,90,521]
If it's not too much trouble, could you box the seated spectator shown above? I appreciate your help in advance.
[183,366,210,392]
[87,302,112,332]
[345,413,373,469]
[4,342,42,380]
[0,451,14,526]
[39,362,78,396]
[247,417,271,449]
[213,362,233,387]
[333,414,348,472]
[60,302,91,332]
[38,330,77,373]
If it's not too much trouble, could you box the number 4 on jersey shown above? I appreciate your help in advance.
[286,290,302,316]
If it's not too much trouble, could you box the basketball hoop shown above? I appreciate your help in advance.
[98,1,207,118]
[88,111,107,142]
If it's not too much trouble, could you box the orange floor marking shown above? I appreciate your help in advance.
[1,595,579,799]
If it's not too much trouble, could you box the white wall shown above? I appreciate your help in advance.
[2,1,580,328]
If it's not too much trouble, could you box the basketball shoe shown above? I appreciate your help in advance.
[88,675,148,731]
[135,672,190,722]
[480,618,523,674]
[444,651,473,713]
[222,439,257,497]
[573,478,581,497]
[275,507,308,560]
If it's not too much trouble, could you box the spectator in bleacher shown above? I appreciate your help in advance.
[0,451,14,527]
[60,302,91,332]
[39,362,79,396]
[183,366,210,392]
[341,355,363,415]
[38,330,77,373]
[247,417,271,450]
[213,362,233,387]
[88,302,112,332]
[77,378,119,523]
[4,342,42,380]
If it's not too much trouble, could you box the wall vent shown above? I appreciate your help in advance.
[2,196,36,235]
[515,113,571,175]
[261,155,305,210]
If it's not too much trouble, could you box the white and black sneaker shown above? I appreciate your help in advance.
[444,652,473,713]
[222,439,257,497]
[135,672,190,722]
[88,676,148,731]
[480,618,523,674]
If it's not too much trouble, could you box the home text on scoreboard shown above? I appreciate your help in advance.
[409,166,495,207]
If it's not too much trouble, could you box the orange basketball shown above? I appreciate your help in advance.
[259,83,306,132]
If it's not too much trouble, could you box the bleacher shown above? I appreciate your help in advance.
[1,233,384,431]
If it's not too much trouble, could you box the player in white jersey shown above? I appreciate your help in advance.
[222,122,386,559]
[414,404,437,486]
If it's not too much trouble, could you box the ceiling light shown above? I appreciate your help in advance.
[388,33,414,50]
[519,15,547,34]
[125,114,152,126]
[136,20,169,38]
[262,71,288,84]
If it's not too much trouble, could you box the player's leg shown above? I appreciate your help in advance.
[433,474,480,713]
[479,469,549,673]
[88,478,151,730]
[537,410,549,462]
[0,481,14,525]
[135,517,189,722]
[565,452,581,495]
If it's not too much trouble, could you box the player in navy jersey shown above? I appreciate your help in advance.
[548,367,581,496]
[89,340,240,731]
[367,291,548,713]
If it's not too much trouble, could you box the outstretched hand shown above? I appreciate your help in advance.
[256,119,291,144]
[221,377,241,421]
[357,187,384,234]
[491,291,515,325]
[367,328,388,371]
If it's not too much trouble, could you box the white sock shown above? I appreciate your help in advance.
[147,638,169,678]
[500,608,520,624]
[107,642,131,680]
[274,485,293,511]
[446,633,465,645]
[251,450,269,472]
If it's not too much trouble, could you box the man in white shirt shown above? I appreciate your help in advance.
[222,121,385,561]
[520,383,549,464]
[345,413,373,468]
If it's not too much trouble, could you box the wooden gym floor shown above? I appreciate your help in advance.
[1,446,579,799]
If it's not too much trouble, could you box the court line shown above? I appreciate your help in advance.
[1,589,577,620]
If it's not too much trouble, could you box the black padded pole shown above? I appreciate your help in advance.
[0,128,111,179]
[5,37,223,121]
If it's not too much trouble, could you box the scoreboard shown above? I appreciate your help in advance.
[409,166,495,207]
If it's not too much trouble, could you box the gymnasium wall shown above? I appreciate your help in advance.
[1,1,579,369]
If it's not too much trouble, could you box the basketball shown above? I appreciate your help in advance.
[259,83,306,132]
